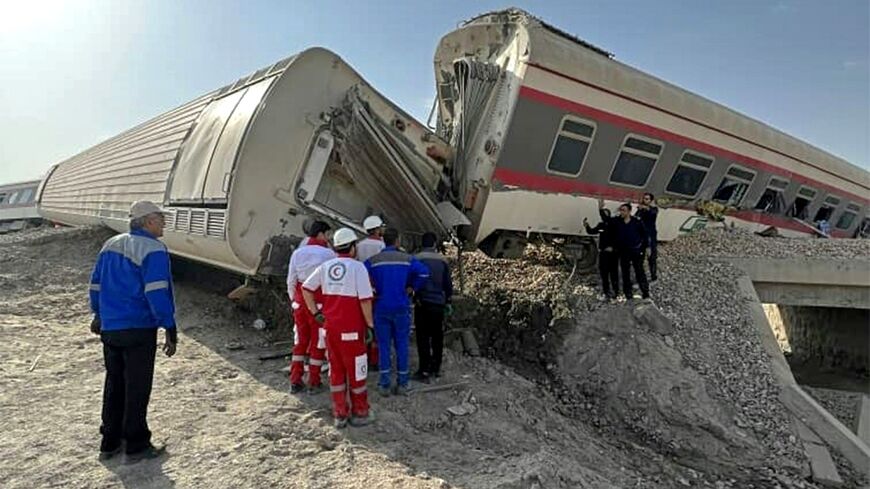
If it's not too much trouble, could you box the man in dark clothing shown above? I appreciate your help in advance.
[615,202,650,300]
[89,201,177,463]
[413,232,454,382]
[636,193,659,282]
[584,200,619,299]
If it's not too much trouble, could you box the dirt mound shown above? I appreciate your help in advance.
[557,304,762,472]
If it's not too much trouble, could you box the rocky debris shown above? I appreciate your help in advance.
[557,304,764,473]
[803,387,862,433]
[672,227,870,260]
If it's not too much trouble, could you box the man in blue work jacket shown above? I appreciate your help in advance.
[89,201,177,463]
[365,227,429,396]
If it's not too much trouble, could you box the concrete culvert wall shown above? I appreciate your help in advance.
[777,305,870,374]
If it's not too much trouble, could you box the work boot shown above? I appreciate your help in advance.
[125,444,166,464]
[378,385,391,397]
[290,383,305,394]
[98,446,122,462]
[411,371,430,383]
[334,417,349,429]
[307,384,325,395]
[394,384,413,396]
[350,412,374,427]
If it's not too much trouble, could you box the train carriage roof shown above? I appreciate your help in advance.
[464,9,870,190]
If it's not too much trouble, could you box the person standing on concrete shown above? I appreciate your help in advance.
[365,228,429,396]
[413,232,453,382]
[286,220,336,394]
[636,193,659,282]
[301,228,374,428]
[584,199,620,300]
[615,203,650,300]
[88,201,177,462]
[356,215,386,263]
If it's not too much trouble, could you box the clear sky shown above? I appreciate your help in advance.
[0,0,867,183]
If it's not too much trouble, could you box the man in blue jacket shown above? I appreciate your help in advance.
[365,227,429,396]
[89,200,177,463]
[615,202,650,300]
[413,232,453,383]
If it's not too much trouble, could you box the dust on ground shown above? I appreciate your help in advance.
[1,226,866,488]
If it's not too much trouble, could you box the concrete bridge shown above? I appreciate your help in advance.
[723,257,870,309]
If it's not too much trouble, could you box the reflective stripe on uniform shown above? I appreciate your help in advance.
[330,383,346,393]
[291,355,308,362]
[144,280,169,292]
[340,332,359,341]
[369,261,411,268]
[397,370,409,375]
[309,358,324,366]
[89,284,100,291]
[350,385,367,394]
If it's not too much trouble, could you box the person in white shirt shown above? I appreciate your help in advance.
[286,221,336,393]
[355,215,386,263]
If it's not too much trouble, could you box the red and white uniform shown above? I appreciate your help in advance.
[286,239,336,386]
[303,254,373,419]
[355,236,385,263]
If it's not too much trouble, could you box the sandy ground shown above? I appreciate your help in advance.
[1,226,866,488]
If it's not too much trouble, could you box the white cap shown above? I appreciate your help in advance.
[363,215,384,231]
[332,227,358,248]
[129,200,164,220]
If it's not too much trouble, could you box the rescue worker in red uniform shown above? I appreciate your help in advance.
[302,228,375,428]
[286,221,336,393]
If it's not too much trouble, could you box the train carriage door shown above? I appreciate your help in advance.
[168,76,276,206]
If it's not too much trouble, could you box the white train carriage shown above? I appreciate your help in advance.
[0,180,41,233]
[38,47,459,277]
[431,9,870,257]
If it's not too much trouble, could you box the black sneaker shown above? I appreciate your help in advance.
[334,417,349,429]
[125,444,166,464]
[290,383,305,394]
[98,446,122,461]
[411,371,429,382]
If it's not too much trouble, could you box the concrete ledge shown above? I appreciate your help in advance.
[736,276,795,385]
[723,258,870,287]
[781,384,870,475]
[858,395,870,447]
[804,441,844,487]
[753,282,870,309]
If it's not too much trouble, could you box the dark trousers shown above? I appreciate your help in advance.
[414,302,445,376]
[620,249,650,299]
[598,250,620,297]
[648,237,658,281]
[100,328,157,454]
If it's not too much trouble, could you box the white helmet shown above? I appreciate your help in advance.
[332,227,358,248]
[363,215,384,231]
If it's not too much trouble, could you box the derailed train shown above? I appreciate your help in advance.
[37,9,870,278]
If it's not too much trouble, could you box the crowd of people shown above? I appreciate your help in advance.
[85,195,655,460]
[583,193,659,301]
[286,216,452,428]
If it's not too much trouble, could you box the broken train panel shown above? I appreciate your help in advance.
[433,9,870,258]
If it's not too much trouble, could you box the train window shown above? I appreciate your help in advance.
[0,193,6,204]
[665,150,713,197]
[712,165,755,207]
[6,191,20,205]
[545,116,596,176]
[788,186,816,220]
[835,203,860,230]
[609,134,663,187]
[813,195,841,222]
[18,188,34,204]
[754,177,789,214]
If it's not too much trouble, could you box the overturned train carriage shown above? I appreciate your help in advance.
[432,9,870,258]
[38,48,461,277]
